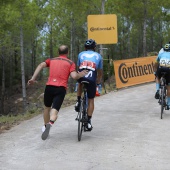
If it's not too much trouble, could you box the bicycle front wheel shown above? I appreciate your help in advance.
[78,102,83,141]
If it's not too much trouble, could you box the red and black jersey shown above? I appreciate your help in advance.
[45,55,76,88]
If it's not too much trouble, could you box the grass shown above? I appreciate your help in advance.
[0,80,116,133]
[0,108,42,132]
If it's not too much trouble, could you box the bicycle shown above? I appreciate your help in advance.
[158,72,167,119]
[75,81,89,141]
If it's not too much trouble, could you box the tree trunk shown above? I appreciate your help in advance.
[9,50,13,96]
[0,47,5,115]
[31,37,37,75]
[150,17,154,52]
[127,18,131,58]
[143,0,147,57]
[50,23,53,58]
[69,13,74,92]
[20,9,27,111]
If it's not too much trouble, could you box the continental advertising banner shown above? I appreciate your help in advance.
[113,56,156,89]
[87,14,117,44]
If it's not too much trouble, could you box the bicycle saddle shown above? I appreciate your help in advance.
[81,81,89,84]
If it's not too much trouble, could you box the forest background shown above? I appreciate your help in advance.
[0,0,170,119]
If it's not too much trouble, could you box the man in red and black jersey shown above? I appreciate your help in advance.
[28,45,88,140]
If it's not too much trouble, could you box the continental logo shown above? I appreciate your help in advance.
[90,27,115,32]
[118,62,154,83]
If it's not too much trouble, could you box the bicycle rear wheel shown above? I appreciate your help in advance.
[161,87,165,119]
[78,101,83,141]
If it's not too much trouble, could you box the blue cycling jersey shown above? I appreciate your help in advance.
[156,51,170,67]
[77,50,103,82]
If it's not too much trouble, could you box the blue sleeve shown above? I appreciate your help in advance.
[156,54,161,62]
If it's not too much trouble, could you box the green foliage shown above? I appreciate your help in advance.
[0,0,170,115]
[0,109,41,125]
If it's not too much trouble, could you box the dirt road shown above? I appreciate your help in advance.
[1,83,170,170]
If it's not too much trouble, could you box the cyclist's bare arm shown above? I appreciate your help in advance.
[27,62,47,85]
[154,62,159,72]
[96,69,102,84]
[70,70,88,80]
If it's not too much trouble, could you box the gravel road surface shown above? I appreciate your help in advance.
[1,83,170,170]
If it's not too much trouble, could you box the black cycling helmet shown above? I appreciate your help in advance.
[163,44,170,51]
[84,39,96,49]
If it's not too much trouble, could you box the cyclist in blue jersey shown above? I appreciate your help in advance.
[154,41,170,98]
[75,39,103,131]
[154,44,170,108]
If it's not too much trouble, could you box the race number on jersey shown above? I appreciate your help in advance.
[160,59,170,67]
[79,60,96,71]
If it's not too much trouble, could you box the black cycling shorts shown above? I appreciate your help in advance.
[157,67,170,85]
[78,78,96,99]
[44,85,66,111]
